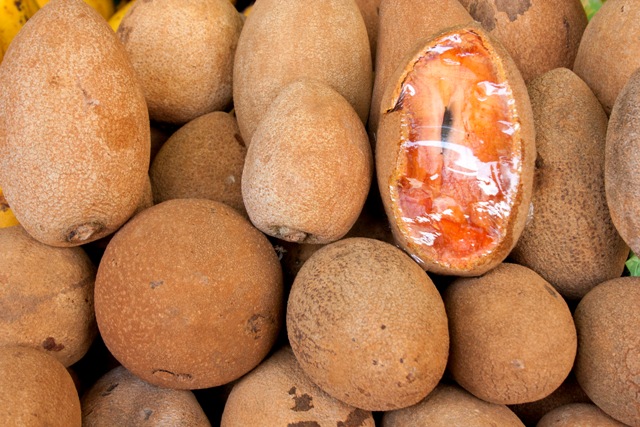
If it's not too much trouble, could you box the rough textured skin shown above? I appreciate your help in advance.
[605,68,640,254]
[537,403,628,427]
[150,112,247,216]
[573,0,640,115]
[95,199,283,390]
[242,80,373,244]
[118,0,243,124]
[222,347,375,427]
[509,373,592,426]
[574,277,640,427]
[287,238,449,411]
[459,0,587,83]
[82,366,210,427]
[444,263,577,405]
[355,0,381,64]
[511,68,628,299]
[233,0,372,144]
[369,0,473,137]
[383,383,525,427]
[376,24,535,276]
[0,0,150,247]
[0,227,96,367]
[0,345,81,426]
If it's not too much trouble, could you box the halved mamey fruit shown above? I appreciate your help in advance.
[376,24,535,276]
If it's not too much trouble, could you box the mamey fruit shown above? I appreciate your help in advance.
[37,0,115,20]
[0,0,150,247]
[444,263,577,404]
[355,0,381,63]
[242,80,372,244]
[376,24,535,276]
[95,199,283,390]
[233,0,372,144]
[573,277,640,426]
[117,0,243,124]
[0,345,81,426]
[221,347,375,427]
[511,68,628,299]
[287,238,449,411]
[537,403,628,427]
[82,366,210,426]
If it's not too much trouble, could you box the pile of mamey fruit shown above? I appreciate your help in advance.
[1,0,639,426]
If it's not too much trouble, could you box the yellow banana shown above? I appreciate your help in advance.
[36,0,115,20]
[108,0,134,31]
[0,186,19,228]
[0,0,39,60]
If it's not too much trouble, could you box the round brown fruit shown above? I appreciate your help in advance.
[82,366,210,426]
[537,403,629,427]
[95,199,283,390]
[376,24,535,276]
[287,237,449,411]
[221,347,374,427]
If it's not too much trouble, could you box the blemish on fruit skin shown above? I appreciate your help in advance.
[468,1,497,31]
[42,337,65,352]
[142,409,153,420]
[544,284,558,299]
[290,392,314,412]
[495,0,531,21]
[150,280,164,289]
[100,383,119,397]
[337,409,370,427]
[287,422,320,427]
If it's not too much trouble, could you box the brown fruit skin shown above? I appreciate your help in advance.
[0,0,149,247]
[150,112,247,216]
[242,80,372,244]
[574,277,640,427]
[287,238,449,411]
[376,24,535,276]
[355,0,381,64]
[233,0,372,144]
[511,68,628,299]
[370,0,473,137]
[82,366,210,427]
[444,263,577,405]
[383,383,525,427]
[221,347,375,427]
[0,227,96,367]
[573,0,640,115]
[95,199,283,390]
[118,0,243,124]
[537,403,629,427]
[605,67,640,254]
[459,0,586,83]
[509,373,592,426]
[0,345,81,427]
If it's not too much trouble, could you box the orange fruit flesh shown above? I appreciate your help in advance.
[391,30,521,268]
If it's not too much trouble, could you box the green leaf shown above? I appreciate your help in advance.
[581,0,604,20]
[626,252,640,276]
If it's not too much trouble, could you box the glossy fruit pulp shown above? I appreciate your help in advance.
[391,30,521,268]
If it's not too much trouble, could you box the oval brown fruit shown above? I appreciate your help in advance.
[95,199,283,390]
[233,0,372,144]
[574,277,640,427]
[511,68,628,299]
[605,67,640,254]
[0,0,149,247]
[458,0,587,82]
[376,24,535,276]
[221,347,375,427]
[537,403,629,427]
[287,238,449,411]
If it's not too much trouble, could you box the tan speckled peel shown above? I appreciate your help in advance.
[150,112,247,216]
[574,0,640,115]
[233,0,372,144]
[0,226,96,367]
[511,68,628,299]
[242,80,373,244]
[287,238,449,411]
[82,366,210,427]
[0,346,81,427]
[444,263,577,405]
[0,0,150,247]
[369,0,473,137]
[221,347,375,427]
[118,0,243,124]
[605,67,640,254]
[537,403,629,427]
[459,0,587,82]
[383,383,525,427]
[95,199,283,390]
[574,277,640,427]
